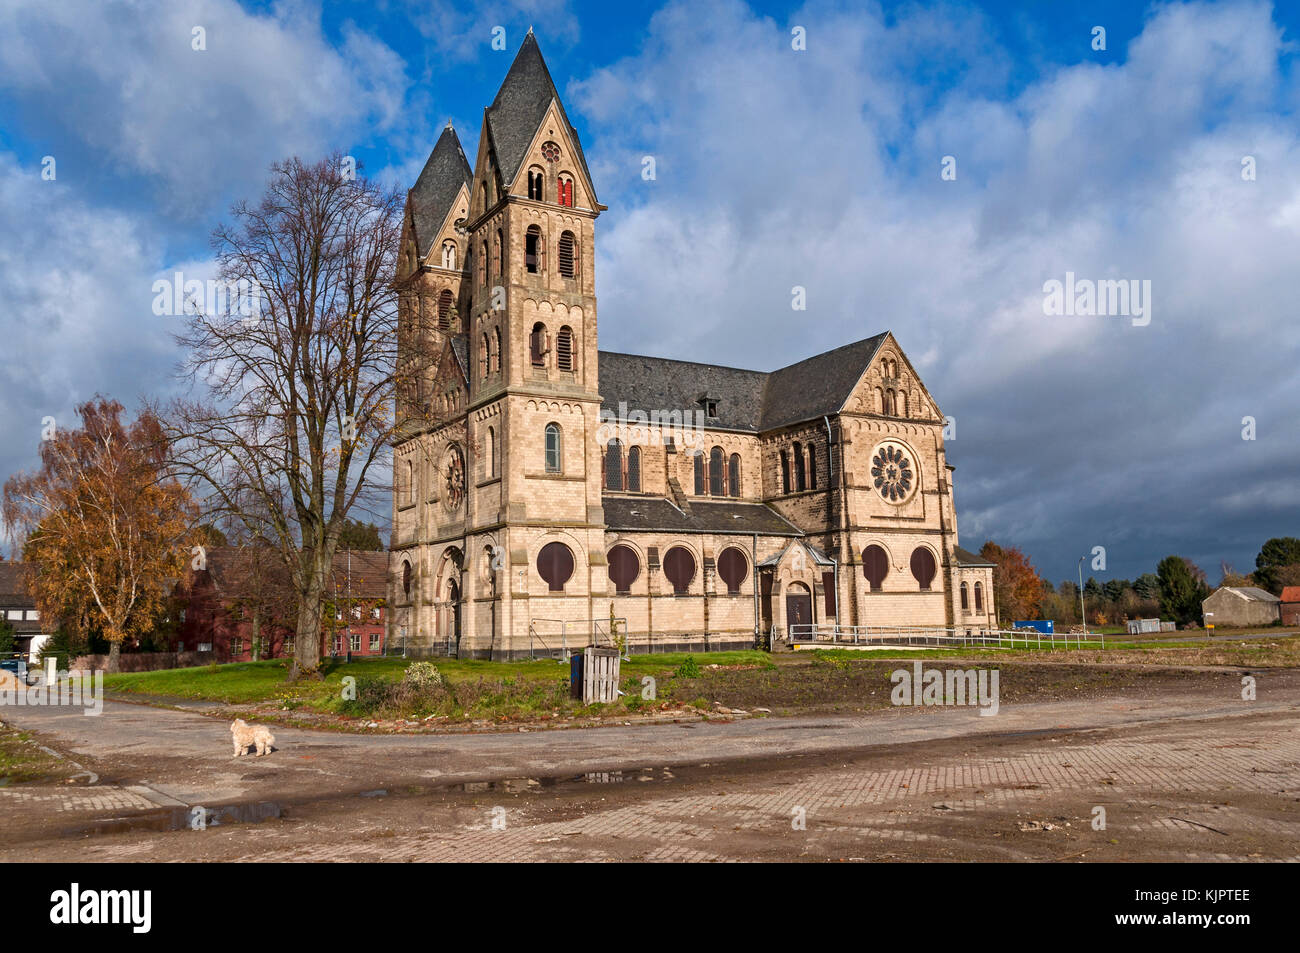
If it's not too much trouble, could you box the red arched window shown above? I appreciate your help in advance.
[557,174,574,207]
[863,545,889,591]
[537,542,574,592]
[910,548,937,591]
[663,546,696,595]
[717,547,748,595]
[607,545,640,594]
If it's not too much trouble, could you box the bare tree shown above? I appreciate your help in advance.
[166,155,403,677]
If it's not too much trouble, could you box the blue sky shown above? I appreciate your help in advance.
[1,0,1298,584]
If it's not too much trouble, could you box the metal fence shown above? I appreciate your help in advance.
[786,623,1104,650]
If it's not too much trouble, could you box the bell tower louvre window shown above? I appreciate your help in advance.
[525,226,542,273]
[558,231,576,278]
[530,323,548,367]
[556,326,574,371]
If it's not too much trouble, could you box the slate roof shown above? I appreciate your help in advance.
[0,562,33,605]
[485,31,596,202]
[408,124,471,259]
[603,497,804,537]
[1220,586,1280,603]
[449,334,469,379]
[598,333,889,434]
[953,545,995,567]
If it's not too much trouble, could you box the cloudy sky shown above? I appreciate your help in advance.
[0,0,1296,583]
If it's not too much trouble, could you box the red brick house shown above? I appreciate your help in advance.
[169,548,389,661]
[1281,587,1300,627]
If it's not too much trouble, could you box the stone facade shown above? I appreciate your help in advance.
[388,34,996,659]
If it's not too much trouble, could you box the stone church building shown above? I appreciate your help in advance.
[388,33,996,659]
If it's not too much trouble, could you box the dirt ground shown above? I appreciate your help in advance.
[2,662,1296,861]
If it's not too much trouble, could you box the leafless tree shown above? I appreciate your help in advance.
[166,155,403,677]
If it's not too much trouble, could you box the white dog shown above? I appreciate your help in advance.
[230,718,275,757]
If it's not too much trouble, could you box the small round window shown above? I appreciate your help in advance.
[541,141,561,162]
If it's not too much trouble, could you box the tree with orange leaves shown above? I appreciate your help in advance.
[3,397,196,672]
[978,540,1045,625]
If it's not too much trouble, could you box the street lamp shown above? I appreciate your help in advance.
[1077,556,1088,641]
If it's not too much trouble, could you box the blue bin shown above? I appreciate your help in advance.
[569,653,583,699]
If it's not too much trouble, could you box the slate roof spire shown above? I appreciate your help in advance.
[485,32,597,202]
[408,123,472,259]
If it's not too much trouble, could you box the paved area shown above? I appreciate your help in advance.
[2,670,1298,860]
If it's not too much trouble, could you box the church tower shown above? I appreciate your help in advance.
[459,30,607,658]
[392,32,609,659]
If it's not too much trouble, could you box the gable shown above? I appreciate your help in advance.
[843,332,942,421]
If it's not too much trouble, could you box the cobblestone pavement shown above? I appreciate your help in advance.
[9,706,1298,861]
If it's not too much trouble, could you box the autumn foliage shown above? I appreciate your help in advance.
[2,398,196,671]
[978,540,1045,625]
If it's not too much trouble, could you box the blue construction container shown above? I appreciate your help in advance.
[1013,620,1054,634]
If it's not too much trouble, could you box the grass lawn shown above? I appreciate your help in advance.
[98,634,1298,728]
[102,651,773,723]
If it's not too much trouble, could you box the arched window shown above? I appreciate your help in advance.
[438,289,454,330]
[558,230,576,278]
[605,439,623,491]
[901,393,909,417]
[780,450,790,494]
[793,442,806,492]
[709,446,724,496]
[728,453,741,497]
[627,446,642,492]
[863,544,889,591]
[663,546,696,595]
[485,426,496,478]
[402,560,412,597]
[480,181,487,209]
[960,582,969,610]
[808,444,817,490]
[496,227,505,276]
[874,387,884,413]
[974,581,984,611]
[530,322,547,367]
[544,423,561,473]
[525,225,543,274]
[910,547,937,591]
[717,547,748,595]
[441,241,456,269]
[693,451,705,495]
[527,167,544,201]
[404,460,414,505]
[479,334,488,379]
[537,541,574,592]
[556,326,574,372]
[607,544,640,594]
[557,173,574,207]
[479,241,488,285]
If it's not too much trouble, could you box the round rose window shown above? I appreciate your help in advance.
[871,442,916,503]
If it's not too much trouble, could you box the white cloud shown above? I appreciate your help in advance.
[574,0,1300,579]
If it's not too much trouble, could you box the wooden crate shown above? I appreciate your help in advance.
[582,648,621,704]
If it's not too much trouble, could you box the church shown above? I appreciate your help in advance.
[388,33,996,659]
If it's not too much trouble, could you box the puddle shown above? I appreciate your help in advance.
[445,767,674,793]
[69,800,282,836]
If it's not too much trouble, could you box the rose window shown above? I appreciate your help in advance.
[871,444,914,503]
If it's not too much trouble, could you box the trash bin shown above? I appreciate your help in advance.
[569,653,583,699]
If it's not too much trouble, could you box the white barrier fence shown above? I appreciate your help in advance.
[785,624,1103,650]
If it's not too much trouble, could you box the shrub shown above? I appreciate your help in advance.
[674,655,701,678]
